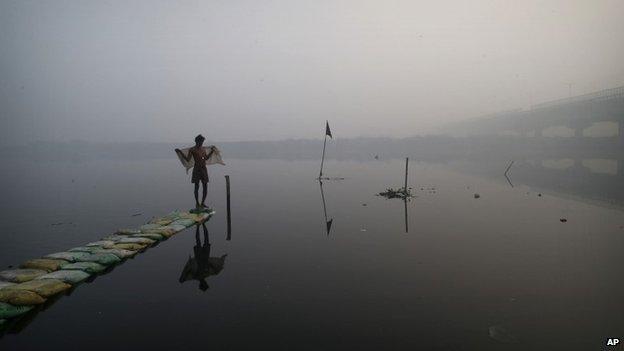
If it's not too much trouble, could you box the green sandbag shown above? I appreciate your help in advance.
[61,262,107,274]
[149,217,173,226]
[44,252,91,263]
[68,246,100,253]
[20,259,68,272]
[0,281,16,289]
[102,234,128,242]
[0,269,48,283]
[86,240,116,248]
[116,228,141,235]
[36,270,90,284]
[140,223,162,232]
[0,302,34,319]
[110,243,148,251]
[130,233,165,240]
[77,253,121,266]
[90,248,136,259]
[4,279,71,297]
[118,237,155,245]
[170,219,196,227]
[168,224,187,233]
[0,289,46,305]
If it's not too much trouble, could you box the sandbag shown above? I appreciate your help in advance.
[36,270,90,284]
[86,240,116,248]
[149,217,173,226]
[44,252,91,263]
[61,262,107,274]
[0,289,46,305]
[130,233,165,240]
[118,237,155,245]
[20,259,68,272]
[110,243,148,251]
[4,279,71,297]
[116,229,141,235]
[0,302,34,319]
[140,223,162,232]
[0,281,16,289]
[0,269,48,283]
[141,227,175,238]
[102,235,128,242]
[77,253,121,266]
[68,246,100,253]
[168,224,187,233]
[90,248,136,259]
[170,219,196,228]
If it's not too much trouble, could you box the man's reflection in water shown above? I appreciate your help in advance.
[179,222,227,291]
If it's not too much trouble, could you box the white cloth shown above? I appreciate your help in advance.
[176,146,225,174]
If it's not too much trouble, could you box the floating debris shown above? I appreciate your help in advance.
[474,193,481,199]
[489,325,518,343]
[538,193,542,197]
[131,213,142,217]
[377,187,413,199]
[560,218,567,223]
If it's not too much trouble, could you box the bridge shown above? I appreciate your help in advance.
[442,86,624,143]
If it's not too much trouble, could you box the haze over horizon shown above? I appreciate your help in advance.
[1,0,623,145]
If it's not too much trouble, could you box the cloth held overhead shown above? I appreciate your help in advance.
[175,146,225,174]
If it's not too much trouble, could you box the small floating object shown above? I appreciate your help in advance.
[488,325,518,343]
[0,289,46,305]
[61,262,107,274]
[538,193,542,197]
[560,218,567,223]
[4,279,71,297]
[0,269,48,283]
[0,302,34,319]
[474,193,481,199]
[36,270,90,284]
[44,252,91,263]
[19,259,67,272]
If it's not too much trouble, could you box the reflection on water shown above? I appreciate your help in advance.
[318,180,333,236]
[179,223,227,291]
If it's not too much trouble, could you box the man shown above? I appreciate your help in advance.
[175,134,215,209]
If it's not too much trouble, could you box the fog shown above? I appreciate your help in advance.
[1,0,623,145]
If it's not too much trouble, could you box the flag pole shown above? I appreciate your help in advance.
[319,133,327,179]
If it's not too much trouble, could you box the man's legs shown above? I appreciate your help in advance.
[201,180,208,206]
[194,182,200,207]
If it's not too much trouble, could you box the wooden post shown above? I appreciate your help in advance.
[225,175,231,241]
[404,157,409,192]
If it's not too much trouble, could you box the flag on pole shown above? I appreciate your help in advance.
[325,121,332,138]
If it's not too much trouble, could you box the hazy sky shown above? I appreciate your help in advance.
[1,0,623,144]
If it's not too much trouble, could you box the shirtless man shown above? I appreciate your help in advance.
[175,134,214,208]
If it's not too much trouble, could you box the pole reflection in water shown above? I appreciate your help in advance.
[178,222,227,291]
[319,180,333,236]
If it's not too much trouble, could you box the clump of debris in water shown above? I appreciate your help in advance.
[377,187,414,199]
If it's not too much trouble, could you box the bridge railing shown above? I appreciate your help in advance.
[532,86,624,110]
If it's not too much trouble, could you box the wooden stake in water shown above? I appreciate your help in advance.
[225,175,231,241]
[404,157,409,193]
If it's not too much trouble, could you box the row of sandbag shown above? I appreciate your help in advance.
[0,210,212,325]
